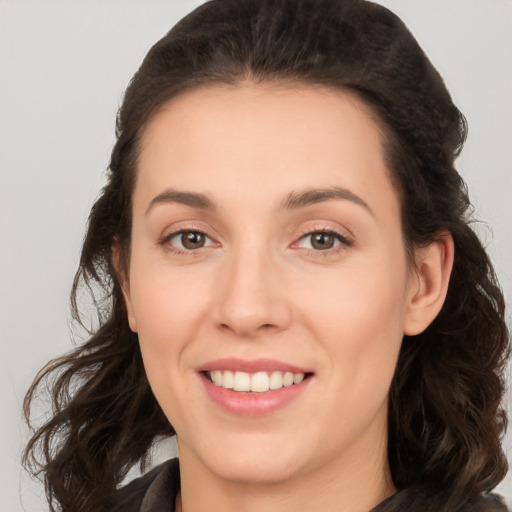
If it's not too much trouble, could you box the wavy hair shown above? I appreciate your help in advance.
[24,1,509,511]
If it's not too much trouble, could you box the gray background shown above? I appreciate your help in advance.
[1,1,511,510]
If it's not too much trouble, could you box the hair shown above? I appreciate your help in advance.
[23,1,509,511]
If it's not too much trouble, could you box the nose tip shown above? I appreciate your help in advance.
[213,255,292,338]
[218,318,282,338]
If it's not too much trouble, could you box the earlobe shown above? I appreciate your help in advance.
[403,232,454,336]
[112,244,138,333]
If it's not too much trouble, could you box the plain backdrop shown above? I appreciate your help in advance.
[1,1,511,510]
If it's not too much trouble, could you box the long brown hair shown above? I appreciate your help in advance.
[24,1,509,511]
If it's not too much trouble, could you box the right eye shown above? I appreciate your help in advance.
[163,230,215,252]
[299,231,342,251]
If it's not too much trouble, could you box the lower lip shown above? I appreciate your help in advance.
[200,373,312,417]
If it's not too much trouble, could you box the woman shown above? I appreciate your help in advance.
[23,0,510,511]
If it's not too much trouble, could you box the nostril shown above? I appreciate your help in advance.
[217,322,279,336]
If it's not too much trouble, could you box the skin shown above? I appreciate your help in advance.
[120,83,453,512]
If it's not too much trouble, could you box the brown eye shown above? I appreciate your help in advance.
[164,229,215,252]
[295,230,351,252]
[180,231,206,249]
[310,232,337,250]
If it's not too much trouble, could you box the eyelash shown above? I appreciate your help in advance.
[158,228,216,255]
[158,227,353,256]
[294,228,354,255]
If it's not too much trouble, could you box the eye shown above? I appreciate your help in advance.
[296,230,352,251]
[164,230,215,251]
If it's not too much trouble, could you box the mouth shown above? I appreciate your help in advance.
[197,358,314,416]
[203,369,313,393]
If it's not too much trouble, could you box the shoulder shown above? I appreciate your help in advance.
[373,485,509,512]
[461,493,509,512]
[110,458,180,512]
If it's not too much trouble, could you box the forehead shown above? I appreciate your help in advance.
[135,82,398,219]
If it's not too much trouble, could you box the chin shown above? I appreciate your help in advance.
[206,453,303,485]
[183,428,311,485]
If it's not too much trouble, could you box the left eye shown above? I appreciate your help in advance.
[298,231,346,251]
[166,230,214,250]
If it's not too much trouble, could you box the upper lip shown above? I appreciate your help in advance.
[196,358,312,374]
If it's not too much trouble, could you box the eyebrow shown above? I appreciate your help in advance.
[145,185,373,217]
[146,189,217,215]
[280,186,374,216]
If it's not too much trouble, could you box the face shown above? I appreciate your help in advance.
[122,83,419,486]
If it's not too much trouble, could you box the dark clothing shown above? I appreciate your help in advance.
[113,458,508,512]
[373,483,508,512]
[114,459,181,512]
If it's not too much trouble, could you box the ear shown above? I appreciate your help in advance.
[403,232,454,336]
[112,243,138,333]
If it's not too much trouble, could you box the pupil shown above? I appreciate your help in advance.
[182,231,205,249]
[312,233,334,250]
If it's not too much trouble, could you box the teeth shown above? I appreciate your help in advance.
[283,372,294,387]
[233,371,251,391]
[212,370,223,386]
[269,371,283,390]
[250,371,270,392]
[293,373,304,384]
[222,370,234,389]
[208,370,306,392]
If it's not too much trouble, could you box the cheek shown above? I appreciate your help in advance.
[130,251,211,333]
[302,251,408,333]
[129,274,208,431]
[127,258,214,386]
[299,252,409,392]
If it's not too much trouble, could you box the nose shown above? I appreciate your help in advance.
[213,245,292,338]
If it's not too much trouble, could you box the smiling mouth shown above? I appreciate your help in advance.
[204,370,314,393]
